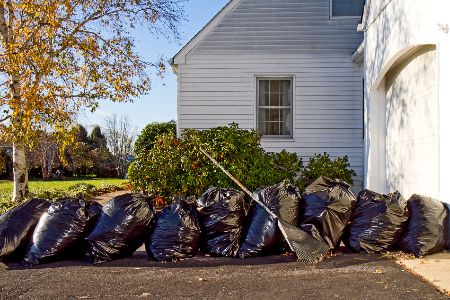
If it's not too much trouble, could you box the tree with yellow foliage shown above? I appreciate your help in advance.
[0,0,185,201]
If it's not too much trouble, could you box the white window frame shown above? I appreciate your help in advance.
[330,0,364,20]
[256,76,295,140]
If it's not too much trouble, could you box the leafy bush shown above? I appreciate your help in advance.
[133,120,176,156]
[297,153,356,191]
[129,124,358,201]
[128,123,303,201]
[68,182,97,198]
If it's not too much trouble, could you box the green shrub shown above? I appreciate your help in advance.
[128,123,303,200]
[67,182,97,198]
[129,124,357,200]
[133,120,176,156]
[297,153,356,191]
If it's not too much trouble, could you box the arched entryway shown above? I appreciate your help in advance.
[368,45,439,199]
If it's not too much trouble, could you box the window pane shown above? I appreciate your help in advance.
[258,121,267,136]
[281,80,292,106]
[270,80,281,106]
[259,80,270,106]
[332,0,364,17]
[281,108,292,136]
[269,108,280,122]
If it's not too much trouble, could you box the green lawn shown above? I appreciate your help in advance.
[0,178,128,212]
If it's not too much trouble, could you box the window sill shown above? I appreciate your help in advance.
[330,16,361,20]
[261,137,295,143]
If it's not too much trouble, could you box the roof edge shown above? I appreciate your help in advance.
[173,0,241,65]
[351,42,364,65]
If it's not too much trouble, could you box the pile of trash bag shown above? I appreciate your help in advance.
[400,194,450,257]
[86,193,154,264]
[196,187,246,257]
[238,180,300,258]
[2,176,450,267]
[299,177,356,250]
[24,198,102,265]
[146,197,201,262]
[344,190,409,253]
[0,198,51,262]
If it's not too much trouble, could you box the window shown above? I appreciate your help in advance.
[331,0,365,18]
[257,78,293,138]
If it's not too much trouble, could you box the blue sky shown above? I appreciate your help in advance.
[79,0,228,132]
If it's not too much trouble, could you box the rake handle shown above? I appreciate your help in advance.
[199,148,279,220]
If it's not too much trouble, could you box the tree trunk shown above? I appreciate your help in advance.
[41,155,50,180]
[12,142,29,202]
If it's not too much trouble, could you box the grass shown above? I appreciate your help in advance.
[0,178,129,213]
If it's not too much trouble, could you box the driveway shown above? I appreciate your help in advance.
[0,251,446,299]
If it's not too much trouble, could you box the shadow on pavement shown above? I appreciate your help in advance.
[2,250,387,271]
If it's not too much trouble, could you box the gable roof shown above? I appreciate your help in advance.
[172,0,241,65]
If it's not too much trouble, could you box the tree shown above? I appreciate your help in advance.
[104,114,136,178]
[90,125,107,148]
[0,148,8,175]
[64,124,93,176]
[88,125,115,177]
[0,0,185,201]
[133,120,176,156]
[27,131,60,180]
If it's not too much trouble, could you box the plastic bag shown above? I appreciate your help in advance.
[146,198,201,262]
[447,203,450,250]
[24,198,102,265]
[86,193,154,264]
[196,187,245,257]
[344,190,408,253]
[299,176,356,250]
[0,198,50,262]
[400,194,449,257]
[238,181,301,258]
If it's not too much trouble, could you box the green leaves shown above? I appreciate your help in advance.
[128,124,304,200]
[128,124,357,200]
[297,153,356,191]
[133,120,176,156]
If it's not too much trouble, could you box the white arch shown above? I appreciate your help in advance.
[365,44,438,195]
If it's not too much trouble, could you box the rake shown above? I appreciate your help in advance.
[199,148,330,263]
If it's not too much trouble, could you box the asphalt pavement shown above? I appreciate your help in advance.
[0,251,446,299]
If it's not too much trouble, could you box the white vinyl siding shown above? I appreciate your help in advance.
[257,78,293,137]
[191,0,363,55]
[178,54,364,189]
[176,0,364,190]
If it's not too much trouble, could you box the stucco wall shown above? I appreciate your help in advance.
[363,0,450,202]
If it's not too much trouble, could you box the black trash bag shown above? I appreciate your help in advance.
[196,187,245,257]
[447,203,450,250]
[299,176,356,250]
[146,197,201,262]
[344,190,408,253]
[238,180,301,258]
[23,198,102,265]
[0,198,51,262]
[86,193,154,264]
[400,194,449,257]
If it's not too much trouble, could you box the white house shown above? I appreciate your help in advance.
[360,0,450,203]
[172,0,366,189]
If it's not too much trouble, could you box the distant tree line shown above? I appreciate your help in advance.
[0,115,136,180]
